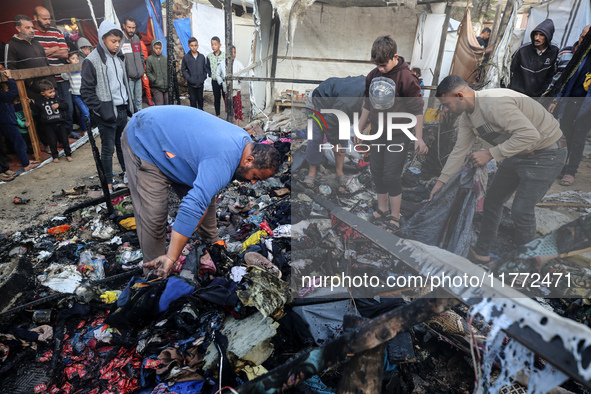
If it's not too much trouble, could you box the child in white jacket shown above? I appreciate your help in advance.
[215,45,244,126]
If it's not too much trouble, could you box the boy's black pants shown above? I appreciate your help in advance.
[189,86,204,110]
[45,123,72,159]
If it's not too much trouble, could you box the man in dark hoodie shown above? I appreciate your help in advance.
[121,17,144,113]
[548,25,591,187]
[81,21,133,191]
[356,35,427,232]
[146,39,168,105]
[509,19,559,97]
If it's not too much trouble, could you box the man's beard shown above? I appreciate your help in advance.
[232,166,249,182]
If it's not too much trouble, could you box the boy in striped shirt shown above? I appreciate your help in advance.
[62,52,89,136]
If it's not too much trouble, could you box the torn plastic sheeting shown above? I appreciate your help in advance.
[292,299,354,345]
[401,163,490,258]
[237,266,291,319]
[38,264,83,293]
[203,311,279,369]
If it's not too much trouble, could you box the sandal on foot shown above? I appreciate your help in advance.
[370,208,390,224]
[559,174,574,186]
[383,215,402,233]
[303,175,315,188]
[0,173,16,182]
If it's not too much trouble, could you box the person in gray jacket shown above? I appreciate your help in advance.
[121,17,144,113]
[80,21,133,191]
[77,37,93,61]
[146,39,168,105]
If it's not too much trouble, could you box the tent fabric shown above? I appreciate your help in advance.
[401,163,491,258]
[174,18,192,55]
[191,2,232,91]
[525,0,591,50]
[80,20,99,46]
[449,10,492,83]
[484,0,524,90]
[145,0,167,54]
[104,0,121,27]
[410,12,446,88]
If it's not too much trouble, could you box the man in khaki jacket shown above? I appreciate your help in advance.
[430,75,566,264]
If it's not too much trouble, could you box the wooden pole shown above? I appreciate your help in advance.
[269,16,280,100]
[16,81,42,162]
[166,0,175,104]
[43,0,57,27]
[224,0,234,122]
[337,315,386,393]
[429,4,453,107]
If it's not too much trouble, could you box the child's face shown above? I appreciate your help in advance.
[211,40,220,53]
[232,47,236,60]
[81,46,92,56]
[189,41,199,54]
[153,45,162,56]
[102,34,122,55]
[376,54,399,74]
[68,54,80,64]
[41,88,56,99]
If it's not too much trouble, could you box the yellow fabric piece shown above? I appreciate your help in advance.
[241,230,268,251]
[243,365,269,380]
[584,73,591,92]
[424,107,440,123]
[120,217,136,230]
[100,290,121,304]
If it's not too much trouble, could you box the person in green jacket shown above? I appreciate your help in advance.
[146,39,168,106]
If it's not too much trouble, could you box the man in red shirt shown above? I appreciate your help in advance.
[33,6,76,138]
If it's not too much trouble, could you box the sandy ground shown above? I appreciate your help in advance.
[0,92,251,234]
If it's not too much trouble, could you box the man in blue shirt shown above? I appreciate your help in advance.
[122,106,281,277]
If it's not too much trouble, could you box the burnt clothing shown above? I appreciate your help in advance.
[363,57,423,139]
[509,19,559,97]
[33,96,69,124]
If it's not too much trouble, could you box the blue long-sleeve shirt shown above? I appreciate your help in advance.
[0,79,19,125]
[125,106,251,237]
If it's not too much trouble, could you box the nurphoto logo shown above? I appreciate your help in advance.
[306,108,418,153]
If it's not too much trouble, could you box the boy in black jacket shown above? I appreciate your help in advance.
[33,79,73,163]
[181,37,207,110]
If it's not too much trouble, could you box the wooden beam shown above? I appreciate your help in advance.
[269,16,280,97]
[224,0,234,122]
[0,64,81,82]
[16,80,42,162]
[276,55,372,64]
[429,3,452,107]
[337,315,386,393]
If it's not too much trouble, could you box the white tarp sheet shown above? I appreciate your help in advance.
[410,12,446,90]
[191,3,233,91]
[524,0,591,50]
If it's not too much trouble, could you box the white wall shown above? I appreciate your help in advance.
[253,2,427,111]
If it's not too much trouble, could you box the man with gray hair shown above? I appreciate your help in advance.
[430,75,566,264]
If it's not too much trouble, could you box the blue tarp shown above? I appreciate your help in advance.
[174,18,192,54]
[145,0,167,54]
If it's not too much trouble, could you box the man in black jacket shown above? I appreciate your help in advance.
[181,37,207,110]
[509,19,559,97]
